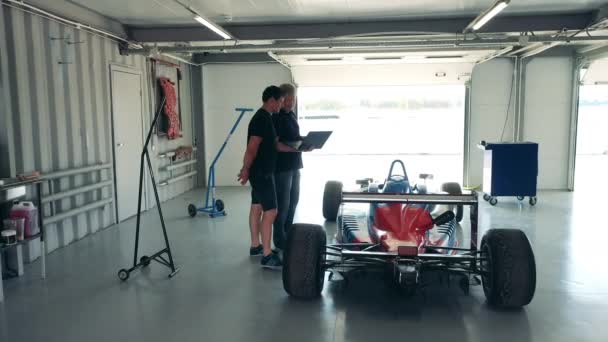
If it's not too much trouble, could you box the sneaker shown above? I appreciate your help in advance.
[249,245,263,256]
[261,252,283,269]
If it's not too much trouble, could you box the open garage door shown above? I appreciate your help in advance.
[288,59,473,197]
[575,59,608,191]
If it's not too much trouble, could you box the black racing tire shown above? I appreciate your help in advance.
[323,181,343,221]
[480,229,536,308]
[215,199,225,212]
[187,204,197,217]
[283,224,327,299]
[118,269,129,281]
[140,256,151,267]
[441,182,464,222]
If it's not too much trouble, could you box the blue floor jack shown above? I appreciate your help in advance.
[188,108,253,218]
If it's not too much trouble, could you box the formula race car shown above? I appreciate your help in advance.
[283,160,536,308]
[322,160,465,223]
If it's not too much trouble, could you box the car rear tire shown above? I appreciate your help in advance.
[283,224,327,299]
[481,229,536,308]
[441,182,464,222]
[323,181,343,221]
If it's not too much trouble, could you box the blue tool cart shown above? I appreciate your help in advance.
[188,108,253,218]
[478,142,538,206]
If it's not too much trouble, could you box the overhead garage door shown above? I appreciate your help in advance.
[290,62,473,191]
[575,58,608,191]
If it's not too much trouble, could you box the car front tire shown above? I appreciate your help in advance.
[283,224,327,299]
[323,181,343,221]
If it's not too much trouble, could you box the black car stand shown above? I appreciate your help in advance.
[117,97,180,281]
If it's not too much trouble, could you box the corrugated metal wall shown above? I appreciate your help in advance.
[0,0,11,178]
[1,6,196,254]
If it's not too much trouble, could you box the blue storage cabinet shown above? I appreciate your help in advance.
[479,142,538,206]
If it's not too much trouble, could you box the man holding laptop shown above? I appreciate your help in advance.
[239,84,332,269]
[272,84,304,250]
[239,86,295,269]
[272,84,332,249]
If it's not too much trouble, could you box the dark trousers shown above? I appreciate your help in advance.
[273,169,301,249]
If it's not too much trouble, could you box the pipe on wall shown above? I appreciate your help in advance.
[125,35,608,55]
[2,0,141,47]
[567,59,584,191]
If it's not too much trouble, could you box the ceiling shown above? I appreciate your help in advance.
[37,0,606,64]
[72,0,608,26]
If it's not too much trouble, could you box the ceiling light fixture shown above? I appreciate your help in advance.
[306,57,344,62]
[193,15,232,40]
[171,0,234,40]
[364,56,403,61]
[464,0,510,33]
[426,55,464,59]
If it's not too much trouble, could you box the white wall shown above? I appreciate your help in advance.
[523,57,574,189]
[0,7,196,255]
[202,63,292,186]
[199,58,575,190]
[467,56,575,190]
[467,59,516,187]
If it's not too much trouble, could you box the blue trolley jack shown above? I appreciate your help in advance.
[188,108,253,218]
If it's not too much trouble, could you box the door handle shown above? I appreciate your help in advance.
[116,143,125,147]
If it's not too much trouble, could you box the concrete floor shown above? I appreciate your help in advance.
[1,185,607,342]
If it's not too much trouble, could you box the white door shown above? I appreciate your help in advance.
[110,67,145,222]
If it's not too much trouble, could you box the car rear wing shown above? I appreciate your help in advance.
[341,192,478,205]
[341,191,480,251]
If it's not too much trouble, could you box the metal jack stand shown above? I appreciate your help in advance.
[118,97,180,281]
[188,108,252,218]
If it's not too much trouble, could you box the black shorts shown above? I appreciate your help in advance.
[250,173,277,211]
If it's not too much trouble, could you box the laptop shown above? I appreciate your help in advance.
[286,131,333,151]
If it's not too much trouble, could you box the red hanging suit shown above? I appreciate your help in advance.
[158,77,180,139]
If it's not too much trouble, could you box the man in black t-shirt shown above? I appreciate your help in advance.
[238,86,297,269]
[272,83,304,250]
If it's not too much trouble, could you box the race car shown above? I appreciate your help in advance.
[282,160,536,308]
[322,160,465,223]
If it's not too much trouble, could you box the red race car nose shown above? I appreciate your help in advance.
[374,204,435,241]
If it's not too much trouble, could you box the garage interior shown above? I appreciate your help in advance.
[1,0,608,341]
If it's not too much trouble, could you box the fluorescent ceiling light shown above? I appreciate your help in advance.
[472,2,508,30]
[426,55,463,59]
[464,0,510,32]
[364,56,403,61]
[194,15,232,40]
[306,57,343,62]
